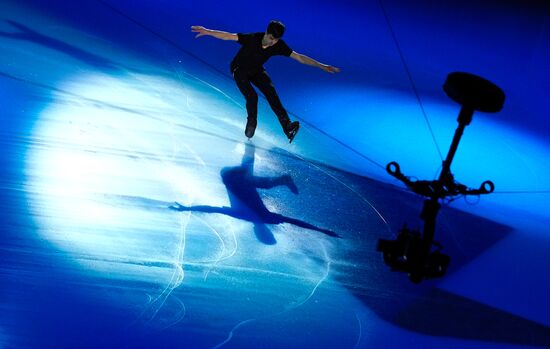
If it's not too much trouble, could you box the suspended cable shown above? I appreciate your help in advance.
[377,0,444,162]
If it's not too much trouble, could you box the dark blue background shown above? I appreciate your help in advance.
[1,1,549,348]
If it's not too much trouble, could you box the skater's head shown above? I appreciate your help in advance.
[263,20,285,47]
[267,20,285,38]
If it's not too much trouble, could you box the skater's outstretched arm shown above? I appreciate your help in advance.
[191,26,238,41]
[290,51,340,73]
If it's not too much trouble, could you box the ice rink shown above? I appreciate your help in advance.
[1,0,549,348]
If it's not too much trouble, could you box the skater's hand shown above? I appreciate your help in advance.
[191,26,209,38]
[322,65,341,74]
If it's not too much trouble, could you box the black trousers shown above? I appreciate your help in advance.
[233,68,291,133]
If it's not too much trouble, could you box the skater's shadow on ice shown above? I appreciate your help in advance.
[171,143,340,245]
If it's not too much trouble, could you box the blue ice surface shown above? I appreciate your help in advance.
[0,0,549,348]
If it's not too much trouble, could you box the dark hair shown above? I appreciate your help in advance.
[267,20,285,38]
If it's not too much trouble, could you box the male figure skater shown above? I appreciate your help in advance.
[191,20,340,143]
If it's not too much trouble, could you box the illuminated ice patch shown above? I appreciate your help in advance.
[25,72,338,292]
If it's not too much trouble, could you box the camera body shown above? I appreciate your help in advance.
[377,226,450,283]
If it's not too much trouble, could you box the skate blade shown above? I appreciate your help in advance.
[288,125,300,144]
